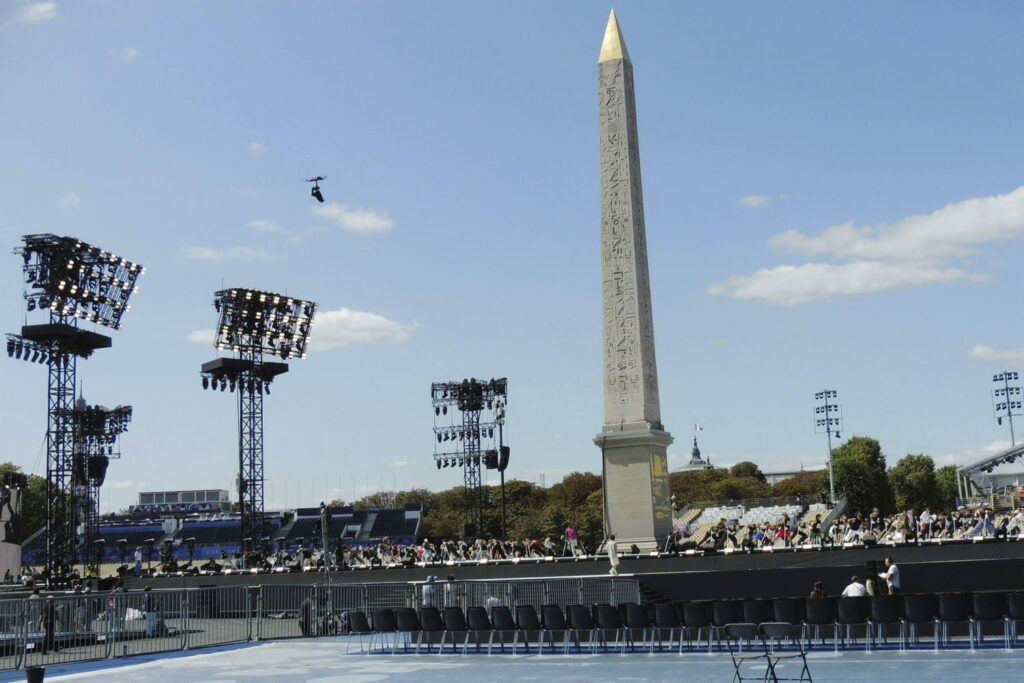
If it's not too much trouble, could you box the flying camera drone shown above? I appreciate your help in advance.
[306,176,326,203]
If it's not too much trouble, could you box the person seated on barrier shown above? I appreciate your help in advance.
[200,558,221,573]
[994,514,1009,540]
[843,515,864,544]
[1008,509,1024,537]
[841,575,867,597]
[793,521,810,546]
[867,507,882,535]
[809,515,823,546]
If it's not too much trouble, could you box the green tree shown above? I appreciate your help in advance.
[934,465,959,509]
[771,470,827,499]
[888,454,941,512]
[668,468,729,506]
[0,463,45,542]
[709,476,770,501]
[831,436,894,514]
[729,461,767,484]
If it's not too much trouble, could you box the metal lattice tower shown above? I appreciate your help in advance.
[431,378,508,537]
[201,288,317,557]
[68,401,131,575]
[6,234,143,585]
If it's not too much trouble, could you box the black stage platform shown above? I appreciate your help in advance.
[128,539,1024,601]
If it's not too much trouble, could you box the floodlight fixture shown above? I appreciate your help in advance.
[992,371,1022,446]
[16,234,144,331]
[813,389,842,504]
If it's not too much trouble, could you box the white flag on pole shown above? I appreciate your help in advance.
[694,423,703,431]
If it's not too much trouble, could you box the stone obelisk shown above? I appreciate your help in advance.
[594,10,673,551]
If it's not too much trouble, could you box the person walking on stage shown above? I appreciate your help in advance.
[605,535,620,576]
[878,556,901,595]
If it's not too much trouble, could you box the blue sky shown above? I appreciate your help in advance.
[2,1,1024,514]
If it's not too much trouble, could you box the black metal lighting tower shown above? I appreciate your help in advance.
[431,378,508,538]
[814,389,842,504]
[6,234,143,586]
[992,371,1022,447]
[200,288,317,557]
[67,399,132,576]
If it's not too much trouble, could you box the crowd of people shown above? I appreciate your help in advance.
[686,503,1024,552]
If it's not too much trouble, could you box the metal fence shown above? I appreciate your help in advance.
[0,577,639,671]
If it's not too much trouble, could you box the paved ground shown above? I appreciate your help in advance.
[2,637,1023,682]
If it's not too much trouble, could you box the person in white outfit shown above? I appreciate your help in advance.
[606,535,620,576]
[841,576,867,597]
[878,556,900,595]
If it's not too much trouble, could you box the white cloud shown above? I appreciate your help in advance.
[739,194,771,208]
[311,308,419,351]
[184,307,418,351]
[967,345,1024,364]
[248,141,266,155]
[710,186,1024,305]
[57,191,79,210]
[313,203,395,235]
[246,219,285,234]
[186,329,215,345]
[386,460,417,470]
[770,186,1024,265]
[184,246,280,262]
[937,440,1014,468]
[9,2,57,25]
[118,46,139,61]
[709,261,985,306]
[246,218,328,245]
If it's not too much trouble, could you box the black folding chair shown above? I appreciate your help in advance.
[682,602,714,653]
[1007,592,1024,645]
[653,603,684,653]
[835,597,870,651]
[804,598,836,649]
[722,623,771,683]
[465,606,493,653]
[491,605,519,654]
[595,604,629,653]
[760,622,812,682]
[439,606,469,654]
[369,609,398,654]
[418,606,445,653]
[867,595,905,651]
[771,598,807,645]
[346,610,372,654]
[540,604,569,654]
[393,607,421,653]
[901,594,939,651]
[624,604,652,652]
[566,604,599,653]
[515,605,543,654]
[970,592,1010,650]
[937,593,970,650]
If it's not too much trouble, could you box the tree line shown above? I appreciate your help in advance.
[2,435,961,547]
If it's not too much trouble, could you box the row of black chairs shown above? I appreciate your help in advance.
[339,591,1024,655]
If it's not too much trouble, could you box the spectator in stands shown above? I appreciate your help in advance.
[843,515,863,544]
[809,515,823,546]
[841,575,867,597]
[878,556,900,595]
[809,581,826,599]
[867,507,882,534]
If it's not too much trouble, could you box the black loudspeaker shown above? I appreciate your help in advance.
[498,446,510,472]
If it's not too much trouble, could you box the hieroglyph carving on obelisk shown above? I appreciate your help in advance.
[595,10,673,550]
[598,10,661,433]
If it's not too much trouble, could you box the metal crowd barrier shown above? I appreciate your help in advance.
[0,577,639,671]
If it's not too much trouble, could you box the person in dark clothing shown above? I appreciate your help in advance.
[41,596,58,654]
[299,593,314,637]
